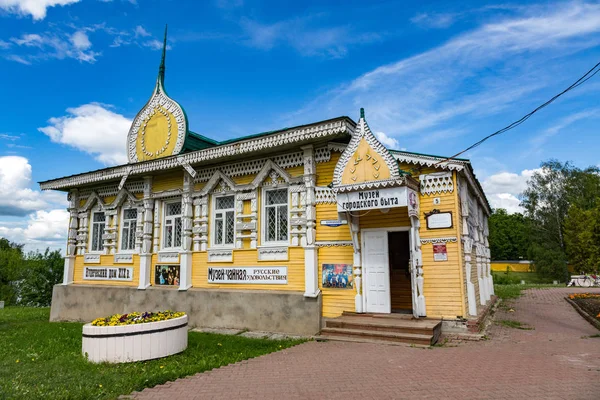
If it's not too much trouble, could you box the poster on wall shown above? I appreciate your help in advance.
[207,267,287,284]
[322,264,354,289]
[433,243,448,261]
[155,265,180,286]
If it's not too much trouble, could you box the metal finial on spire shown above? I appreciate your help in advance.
[360,108,365,119]
[158,24,168,86]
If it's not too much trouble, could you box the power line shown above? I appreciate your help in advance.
[434,60,600,166]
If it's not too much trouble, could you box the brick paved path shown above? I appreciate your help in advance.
[127,288,600,399]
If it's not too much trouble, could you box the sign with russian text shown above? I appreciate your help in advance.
[426,212,453,229]
[433,243,448,261]
[320,219,348,227]
[207,267,287,284]
[336,187,407,212]
[84,267,133,281]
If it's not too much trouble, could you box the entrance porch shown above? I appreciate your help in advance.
[318,312,442,346]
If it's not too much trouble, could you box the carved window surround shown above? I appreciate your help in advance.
[114,253,134,264]
[257,246,289,261]
[208,249,233,262]
[83,253,101,264]
[157,251,180,263]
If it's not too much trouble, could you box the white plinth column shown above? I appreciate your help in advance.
[410,215,426,317]
[138,178,154,290]
[304,246,319,297]
[64,189,78,284]
[347,213,363,313]
[63,256,75,285]
[476,250,486,305]
[138,254,152,290]
[179,172,193,291]
[302,145,319,298]
[463,237,477,316]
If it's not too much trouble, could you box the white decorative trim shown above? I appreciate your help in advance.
[41,119,353,191]
[314,147,331,163]
[315,186,336,204]
[315,241,354,247]
[419,237,458,244]
[79,181,145,200]
[157,252,179,263]
[257,246,288,261]
[333,177,419,193]
[152,189,182,200]
[420,172,454,195]
[114,253,134,264]
[327,142,347,153]
[391,151,467,171]
[84,253,101,264]
[208,249,233,262]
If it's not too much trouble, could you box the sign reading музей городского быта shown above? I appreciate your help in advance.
[336,187,408,212]
[207,267,288,284]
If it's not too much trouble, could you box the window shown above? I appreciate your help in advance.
[120,208,138,251]
[213,195,235,246]
[90,212,106,252]
[163,201,182,249]
[264,188,288,243]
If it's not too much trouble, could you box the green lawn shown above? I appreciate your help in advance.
[0,307,304,400]
[494,283,557,299]
[492,271,557,285]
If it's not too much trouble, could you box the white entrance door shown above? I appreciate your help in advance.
[363,230,391,313]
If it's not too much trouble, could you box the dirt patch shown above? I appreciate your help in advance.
[572,298,600,321]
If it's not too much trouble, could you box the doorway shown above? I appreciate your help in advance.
[388,231,413,313]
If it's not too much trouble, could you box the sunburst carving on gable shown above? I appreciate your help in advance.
[333,108,400,188]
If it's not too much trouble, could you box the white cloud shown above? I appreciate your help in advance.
[481,168,540,213]
[239,16,381,58]
[9,31,100,63]
[0,209,68,252]
[374,131,399,149]
[285,2,600,144]
[411,12,458,29]
[39,103,130,166]
[0,156,61,216]
[0,39,11,49]
[134,25,151,38]
[0,0,79,20]
[70,31,91,50]
[530,109,599,149]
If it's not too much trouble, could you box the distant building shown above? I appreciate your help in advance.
[41,33,494,335]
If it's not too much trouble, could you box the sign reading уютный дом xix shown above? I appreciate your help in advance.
[207,267,288,284]
[336,187,408,212]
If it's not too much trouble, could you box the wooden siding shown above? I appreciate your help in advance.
[73,254,140,287]
[318,246,355,318]
[152,172,182,193]
[191,247,305,291]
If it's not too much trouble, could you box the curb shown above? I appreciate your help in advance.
[565,296,600,331]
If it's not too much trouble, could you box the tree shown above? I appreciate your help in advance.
[19,248,64,307]
[0,238,25,305]
[521,160,571,279]
[521,160,600,279]
[564,205,600,274]
[488,208,529,261]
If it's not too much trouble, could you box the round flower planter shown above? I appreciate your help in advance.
[82,315,188,363]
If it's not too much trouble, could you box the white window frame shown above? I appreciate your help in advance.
[119,207,138,253]
[261,187,290,246]
[162,199,183,250]
[211,194,236,248]
[88,209,106,253]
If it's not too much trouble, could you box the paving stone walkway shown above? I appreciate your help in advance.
[127,287,600,399]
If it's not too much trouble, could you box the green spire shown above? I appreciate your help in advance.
[158,24,168,87]
[360,107,365,119]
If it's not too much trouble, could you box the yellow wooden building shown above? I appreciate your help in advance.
[42,38,494,336]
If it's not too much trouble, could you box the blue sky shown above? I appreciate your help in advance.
[1,0,600,251]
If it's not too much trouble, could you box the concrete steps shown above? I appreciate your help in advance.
[317,314,442,346]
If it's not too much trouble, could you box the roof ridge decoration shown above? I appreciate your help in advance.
[332,108,402,190]
[126,25,189,164]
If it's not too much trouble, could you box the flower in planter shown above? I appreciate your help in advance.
[91,310,185,326]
